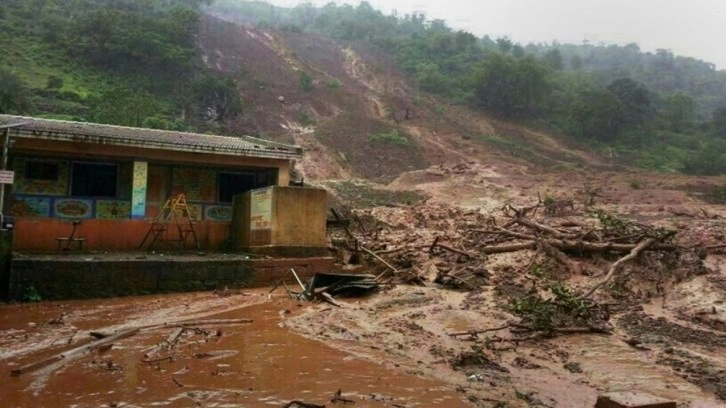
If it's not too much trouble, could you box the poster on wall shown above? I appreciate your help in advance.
[53,198,93,219]
[96,200,131,219]
[204,205,232,221]
[171,168,216,202]
[10,196,51,217]
[250,188,272,230]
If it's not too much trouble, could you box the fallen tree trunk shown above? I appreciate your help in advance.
[449,324,513,337]
[141,318,253,331]
[434,242,476,258]
[11,328,140,377]
[480,238,675,255]
[582,238,656,299]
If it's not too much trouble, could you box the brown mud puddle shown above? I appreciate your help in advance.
[0,293,467,407]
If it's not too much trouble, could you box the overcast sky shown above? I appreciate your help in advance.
[264,0,726,69]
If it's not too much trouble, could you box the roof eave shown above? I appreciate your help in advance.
[12,129,303,161]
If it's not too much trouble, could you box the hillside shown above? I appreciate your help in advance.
[197,12,725,207]
[198,9,726,407]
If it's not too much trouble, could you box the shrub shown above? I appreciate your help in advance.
[299,72,314,91]
[369,129,409,146]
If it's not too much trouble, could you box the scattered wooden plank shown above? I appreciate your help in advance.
[320,292,342,308]
[10,356,63,377]
[11,327,140,377]
[61,328,140,359]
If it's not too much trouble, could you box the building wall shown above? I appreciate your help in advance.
[230,186,327,250]
[271,187,327,247]
[7,139,294,252]
[13,218,231,252]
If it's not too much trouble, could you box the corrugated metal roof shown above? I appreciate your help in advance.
[0,115,302,160]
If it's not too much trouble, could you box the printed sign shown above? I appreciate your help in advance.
[0,170,14,184]
[250,188,272,230]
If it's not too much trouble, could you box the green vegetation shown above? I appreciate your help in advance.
[210,0,726,175]
[0,0,240,132]
[299,71,314,91]
[0,68,35,114]
[5,0,725,173]
[369,129,410,146]
[20,285,42,303]
[327,180,425,207]
[510,265,594,334]
[325,78,341,89]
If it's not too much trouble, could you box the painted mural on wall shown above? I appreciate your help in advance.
[53,198,93,219]
[13,158,69,196]
[187,203,202,221]
[204,205,232,221]
[171,168,216,202]
[10,196,51,217]
[131,161,147,218]
[96,200,131,219]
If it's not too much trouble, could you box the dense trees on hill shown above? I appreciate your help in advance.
[211,0,726,175]
[0,69,34,115]
[0,0,239,131]
[2,0,724,174]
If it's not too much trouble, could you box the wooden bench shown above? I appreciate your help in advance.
[55,237,86,253]
[56,220,86,254]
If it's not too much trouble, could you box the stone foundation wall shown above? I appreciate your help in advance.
[9,256,336,300]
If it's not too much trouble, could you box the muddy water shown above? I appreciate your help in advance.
[0,293,467,407]
[556,334,721,407]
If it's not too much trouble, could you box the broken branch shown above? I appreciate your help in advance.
[582,238,656,299]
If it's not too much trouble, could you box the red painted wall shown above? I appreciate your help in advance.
[13,218,231,252]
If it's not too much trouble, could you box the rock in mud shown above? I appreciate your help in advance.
[595,391,676,408]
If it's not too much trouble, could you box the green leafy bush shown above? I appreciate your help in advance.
[369,129,410,146]
[299,71,314,91]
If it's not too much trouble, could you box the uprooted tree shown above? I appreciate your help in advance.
[330,199,713,342]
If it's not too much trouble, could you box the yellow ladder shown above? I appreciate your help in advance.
[139,194,201,251]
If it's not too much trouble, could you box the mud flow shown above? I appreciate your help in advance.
[0,292,467,407]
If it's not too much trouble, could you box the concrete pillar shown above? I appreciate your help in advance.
[131,161,148,219]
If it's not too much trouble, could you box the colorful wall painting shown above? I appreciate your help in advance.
[12,158,69,196]
[186,203,202,221]
[204,205,233,221]
[171,168,216,202]
[53,198,93,219]
[131,161,148,219]
[250,188,272,230]
[10,196,51,217]
[96,200,131,219]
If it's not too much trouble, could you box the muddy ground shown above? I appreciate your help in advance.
[0,291,469,407]
[1,184,725,407]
